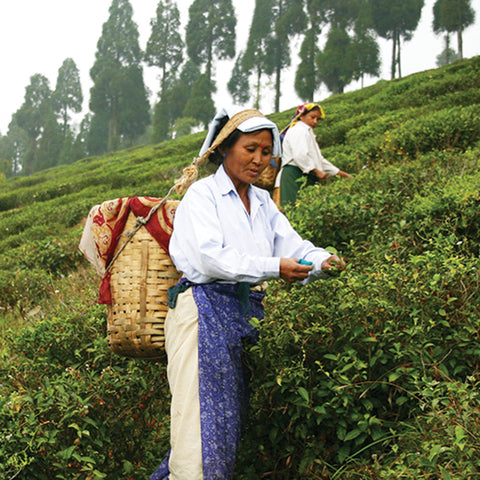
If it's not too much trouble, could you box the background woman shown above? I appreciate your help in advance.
[278,102,351,206]
[150,106,344,480]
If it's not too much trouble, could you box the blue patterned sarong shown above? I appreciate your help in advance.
[150,281,265,480]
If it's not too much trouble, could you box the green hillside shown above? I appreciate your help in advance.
[1,56,480,479]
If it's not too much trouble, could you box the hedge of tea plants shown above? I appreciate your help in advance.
[1,56,480,479]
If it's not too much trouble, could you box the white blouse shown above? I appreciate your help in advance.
[169,164,332,284]
[281,121,339,176]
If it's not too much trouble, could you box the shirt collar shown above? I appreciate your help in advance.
[297,120,312,131]
[215,164,236,195]
[214,164,265,216]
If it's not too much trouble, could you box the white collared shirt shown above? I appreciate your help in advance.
[169,164,332,284]
[281,121,340,176]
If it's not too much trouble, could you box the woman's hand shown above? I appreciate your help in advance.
[321,254,346,272]
[312,168,328,180]
[280,258,313,283]
[338,170,351,179]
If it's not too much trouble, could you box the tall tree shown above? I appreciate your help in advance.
[228,51,251,105]
[433,0,475,59]
[316,27,355,94]
[295,27,321,101]
[351,2,380,87]
[152,60,200,143]
[183,73,216,128]
[307,0,379,95]
[242,0,276,108]
[186,0,237,85]
[268,0,307,111]
[145,0,184,99]
[14,74,61,174]
[0,119,29,176]
[295,0,360,101]
[89,0,150,153]
[53,58,83,135]
[369,0,424,79]
[184,0,236,126]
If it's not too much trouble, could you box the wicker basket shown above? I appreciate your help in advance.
[106,210,181,360]
[254,157,280,191]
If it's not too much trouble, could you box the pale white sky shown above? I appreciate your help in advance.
[0,0,479,134]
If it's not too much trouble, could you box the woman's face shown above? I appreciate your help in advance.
[300,109,321,129]
[222,129,273,190]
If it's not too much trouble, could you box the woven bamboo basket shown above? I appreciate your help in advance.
[254,156,280,191]
[106,210,181,360]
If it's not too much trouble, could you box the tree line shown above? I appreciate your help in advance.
[0,0,476,178]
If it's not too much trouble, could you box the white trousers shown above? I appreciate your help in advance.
[164,289,204,480]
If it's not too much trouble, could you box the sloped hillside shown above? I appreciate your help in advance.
[1,56,479,479]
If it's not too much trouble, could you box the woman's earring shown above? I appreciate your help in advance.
[223,153,227,158]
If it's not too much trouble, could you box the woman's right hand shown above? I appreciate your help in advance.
[313,168,328,180]
[280,258,313,283]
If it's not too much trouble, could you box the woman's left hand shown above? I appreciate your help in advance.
[321,254,346,272]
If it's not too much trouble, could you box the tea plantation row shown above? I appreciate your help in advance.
[1,56,479,479]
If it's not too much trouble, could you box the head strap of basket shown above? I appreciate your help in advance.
[173,109,264,195]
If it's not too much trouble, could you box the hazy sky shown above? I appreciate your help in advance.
[1,0,479,134]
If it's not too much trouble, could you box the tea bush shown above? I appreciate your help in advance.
[237,221,480,478]
[405,171,480,255]
[1,56,480,479]
[0,302,171,480]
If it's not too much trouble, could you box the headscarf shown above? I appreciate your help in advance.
[279,102,325,140]
[173,107,281,195]
[199,106,282,160]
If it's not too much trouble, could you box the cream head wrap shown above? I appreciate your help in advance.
[199,106,282,159]
[174,107,281,194]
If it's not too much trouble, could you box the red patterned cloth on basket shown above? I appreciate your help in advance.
[79,196,178,303]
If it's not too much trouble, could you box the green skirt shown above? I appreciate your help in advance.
[280,164,317,206]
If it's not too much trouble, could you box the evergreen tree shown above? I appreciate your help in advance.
[0,119,29,176]
[268,0,307,111]
[72,114,91,161]
[316,27,355,94]
[308,0,379,95]
[324,0,361,28]
[37,113,64,171]
[145,0,184,98]
[369,0,424,79]
[186,0,237,84]
[351,2,380,87]
[436,36,459,66]
[295,28,321,101]
[242,0,276,108]
[184,0,236,125]
[53,58,83,135]
[152,60,200,143]
[183,73,215,128]
[228,51,251,105]
[14,74,61,174]
[89,0,150,153]
[146,0,184,144]
[295,0,360,101]
[433,0,475,59]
